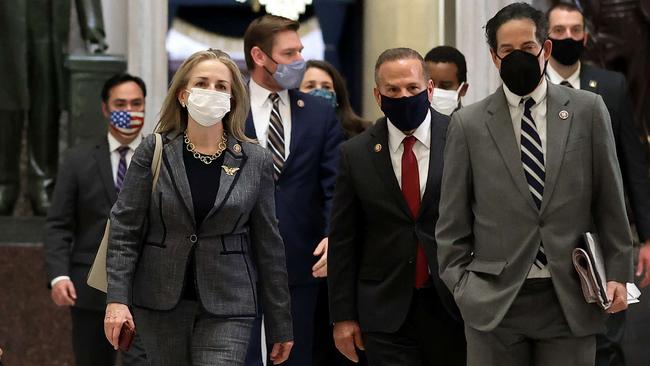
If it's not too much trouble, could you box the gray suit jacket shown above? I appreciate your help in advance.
[436,84,633,336]
[106,132,293,343]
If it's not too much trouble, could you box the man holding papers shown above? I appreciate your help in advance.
[436,4,633,366]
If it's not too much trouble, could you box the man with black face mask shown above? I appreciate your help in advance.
[436,3,632,366]
[242,14,345,366]
[328,47,466,366]
[547,5,650,365]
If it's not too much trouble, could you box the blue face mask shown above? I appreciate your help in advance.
[273,59,306,90]
[308,88,338,108]
[262,51,306,90]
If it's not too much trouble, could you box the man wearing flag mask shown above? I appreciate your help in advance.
[43,73,148,366]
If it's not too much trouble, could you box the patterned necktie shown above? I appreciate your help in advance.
[267,93,285,181]
[560,80,573,88]
[520,98,548,269]
[401,136,430,288]
[115,146,129,193]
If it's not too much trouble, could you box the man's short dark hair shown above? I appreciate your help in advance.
[485,2,548,51]
[424,46,467,83]
[243,15,300,70]
[374,47,429,85]
[101,73,147,103]
[546,2,585,28]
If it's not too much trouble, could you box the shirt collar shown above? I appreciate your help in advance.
[387,109,431,153]
[546,61,581,89]
[107,132,142,152]
[503,78,548,108]
[249,78,290,108]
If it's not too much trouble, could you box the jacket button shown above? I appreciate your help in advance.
[408,258,415,264]
[189,234,198,243]
[539,219,545,227]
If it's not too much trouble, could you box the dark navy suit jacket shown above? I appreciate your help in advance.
[246,89,345,285]
[580,64,650,241]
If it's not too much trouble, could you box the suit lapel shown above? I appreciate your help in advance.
[370,119,413,218]
[245,113,257,139]
[485,88,538,211]
[419,109,444,217]
[163,134,196,225]
[201,138,247,226]
[281,90,307,175]
[580,64,600,94]
[93,138,118,203]
[540,84,572,214]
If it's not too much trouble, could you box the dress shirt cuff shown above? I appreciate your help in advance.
[51,276,71,287]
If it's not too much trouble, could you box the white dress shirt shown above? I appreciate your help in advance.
[50,132,142,288]
[386,110,431,199]
[249,79,292,159]
[546,62,581,89]
[503,80,551,279]
[504,79,549,156]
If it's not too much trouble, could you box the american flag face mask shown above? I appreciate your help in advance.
[109,110,145,137]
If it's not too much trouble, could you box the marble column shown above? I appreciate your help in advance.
[362,0,443,120]
[101,0,128,55]
[127,0,169,135]
[454,0,531,105]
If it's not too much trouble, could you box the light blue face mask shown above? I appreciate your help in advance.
[272,59,307,90]
[308,88,338,108]
[262,50,307,90]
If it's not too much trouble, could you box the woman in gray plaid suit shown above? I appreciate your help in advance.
[102,49,293,366]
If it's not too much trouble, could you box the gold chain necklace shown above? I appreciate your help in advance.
[184,132,228,165]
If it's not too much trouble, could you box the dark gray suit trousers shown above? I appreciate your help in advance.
[134,300,254,366]
[465,279,596,366]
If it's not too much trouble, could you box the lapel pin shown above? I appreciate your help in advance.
[233,143,241,153]
[589,80,598,88]
[221,165,240,176]
[559,110,569,120]
[374,144,382,152]
[297,99,305,108]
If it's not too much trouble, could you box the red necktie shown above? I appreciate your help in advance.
[401,136,429,288]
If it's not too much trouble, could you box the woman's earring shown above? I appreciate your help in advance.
[180,100,186,108]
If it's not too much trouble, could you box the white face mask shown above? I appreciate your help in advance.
[185,88,231,127]
[431,82,464,116]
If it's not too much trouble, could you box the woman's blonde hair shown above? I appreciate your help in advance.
[156,49,253,143]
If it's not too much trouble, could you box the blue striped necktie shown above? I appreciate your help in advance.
[115,146,129,193]
[520,98,548,269]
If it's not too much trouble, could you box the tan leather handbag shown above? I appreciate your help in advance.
[87,133,163,293]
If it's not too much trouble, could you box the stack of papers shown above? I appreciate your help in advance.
[627,283,641,305]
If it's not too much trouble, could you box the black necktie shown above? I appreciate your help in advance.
[560,80,573,88]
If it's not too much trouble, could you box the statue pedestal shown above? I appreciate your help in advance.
[65,54,126,146]
[0,241,73,366]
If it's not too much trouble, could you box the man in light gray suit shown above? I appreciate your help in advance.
[436,3,632,366]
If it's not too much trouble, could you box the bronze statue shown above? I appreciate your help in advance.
[579,0,650,138]
[0,0,107,215]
